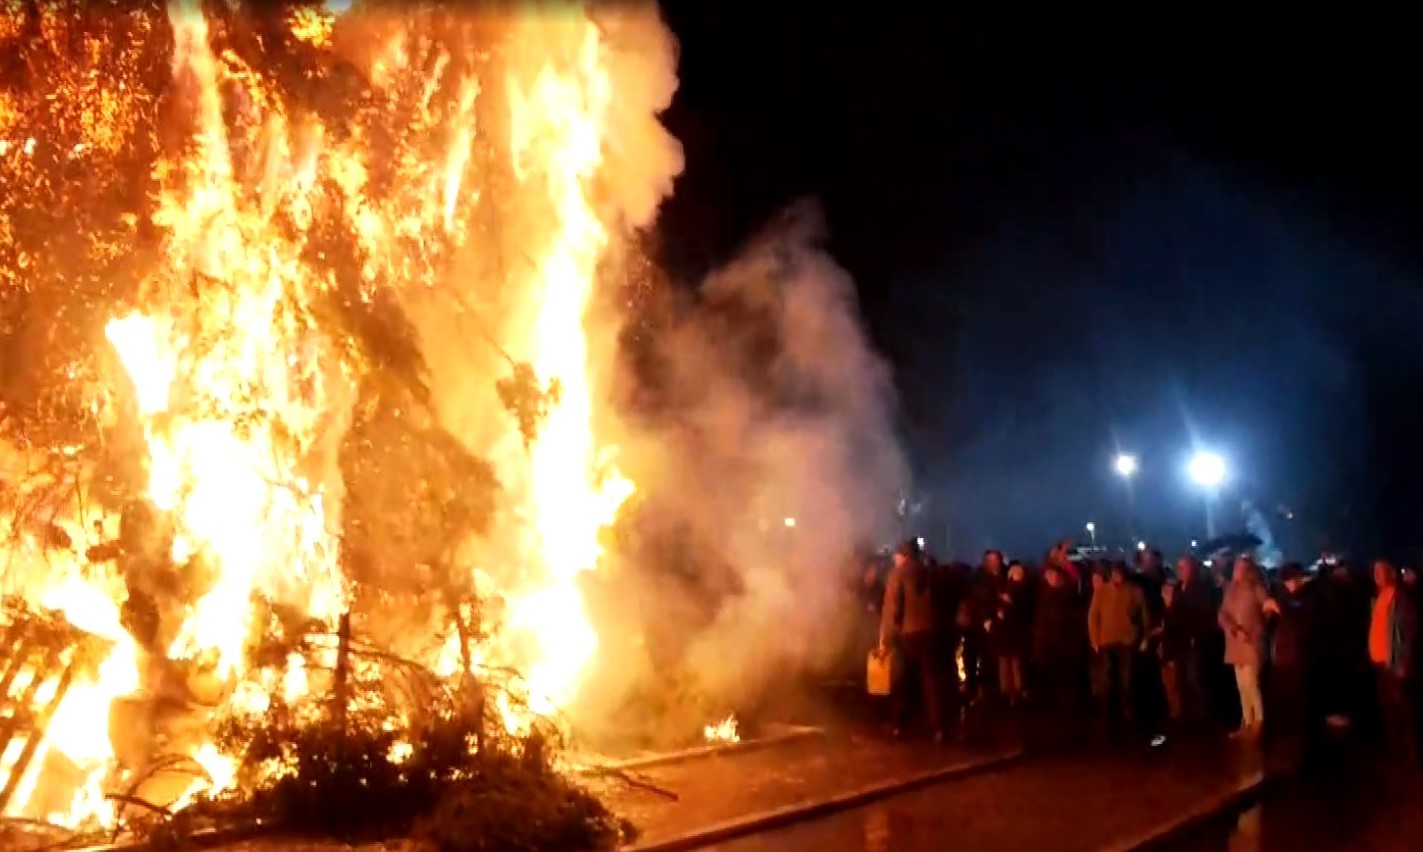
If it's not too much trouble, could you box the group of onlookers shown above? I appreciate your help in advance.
[868,539,1419,759]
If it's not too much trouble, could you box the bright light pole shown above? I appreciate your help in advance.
[1187,451,1227,538]
[1085,521,1096,547]
[1113,453,1139,543]
[1114,453,1139,479]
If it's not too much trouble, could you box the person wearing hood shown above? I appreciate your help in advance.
[880,540,944,740]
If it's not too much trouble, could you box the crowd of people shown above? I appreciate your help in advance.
[865,539,1419,760]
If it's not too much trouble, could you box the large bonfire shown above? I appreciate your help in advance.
[0,0,681,844]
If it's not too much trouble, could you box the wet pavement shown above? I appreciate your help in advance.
[598,730,1020,849]
[1159,748,1423,852]
[700,737,1273,852]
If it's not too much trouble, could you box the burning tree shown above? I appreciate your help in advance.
[1,0,682,847]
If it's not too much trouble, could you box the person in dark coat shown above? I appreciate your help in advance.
[1269,562,1321,745]
[1032,563,1087,712]
[992,561,1033,705]
[931,560,970,715]
[1316,563,1370,725]
[1173,555,1222,725]
[1134,549,1168,730]
[963,550,1005,703]
[879,540,943,740]
[1158,581,1194,723]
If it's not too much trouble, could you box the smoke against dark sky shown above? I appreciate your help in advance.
[608,201,907,715]
[655,2,1423,558]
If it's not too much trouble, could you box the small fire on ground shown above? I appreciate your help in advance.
[702,714,740,745]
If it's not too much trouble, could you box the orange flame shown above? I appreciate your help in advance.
[2,0,661,828]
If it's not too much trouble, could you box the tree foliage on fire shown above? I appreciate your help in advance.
[1,1,650,849]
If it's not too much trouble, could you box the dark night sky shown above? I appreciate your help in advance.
[652,4,1423,560]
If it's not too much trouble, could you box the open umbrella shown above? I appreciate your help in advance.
[1199,532,1262,555]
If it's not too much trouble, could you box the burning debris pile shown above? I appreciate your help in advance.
[1,0,681,847]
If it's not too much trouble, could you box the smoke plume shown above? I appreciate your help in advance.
[614,201,908,717]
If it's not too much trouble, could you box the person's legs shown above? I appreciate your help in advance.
[891,641,919,732]
[1376,666,1411,757]
[1118,646,1136,725]
[962,631,982,699]
[914,633,943,736]
[1234,664,1263,732]
[1090,651,1109,717]
[1180,648,1203,722]
[1270,665,1297,739]
[1162,661,1182,721]
[1104,645,1133,728]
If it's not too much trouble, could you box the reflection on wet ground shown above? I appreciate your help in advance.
[1161,748,1423,852]
[705,741,1269,852]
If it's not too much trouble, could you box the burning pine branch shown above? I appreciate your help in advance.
[134,616,635,852]
[0,0,667,845]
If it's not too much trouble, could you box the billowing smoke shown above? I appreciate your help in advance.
[602,202,908,723]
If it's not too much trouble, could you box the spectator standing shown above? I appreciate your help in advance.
[1088,562,1150,733]
[1368,560,1417,760]
[880,540,944,740]
[1173,555,1220,725]
[1317,563,1369,726]
[1270,563,1320,745]
[964,550,1005,704]
[1219,556,1272,740]
[993,561,1033,706]
[1033,563,1087,713]
[932,561,970,716]
[1158,581,1192,723]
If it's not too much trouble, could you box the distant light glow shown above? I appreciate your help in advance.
[915,537,925,549]
[1136,540,1147,551]
[1114,453,1139,478]
[1187,451,1227,488]
[1085,522,1096,534]
[1190,539,1199,548]
[783,517,796,528]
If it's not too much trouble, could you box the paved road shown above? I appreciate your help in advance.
[1159,749,1422,852]
[701,738,1267,852]
[601,730,1019,848]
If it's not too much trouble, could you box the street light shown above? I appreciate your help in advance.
[1186,451,1227,538]
[1187,451,1226,489]
[1085,521,1096,546]
[1113,453,1140,542]
[1114,453,1139,479]
[783,517,797,529]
